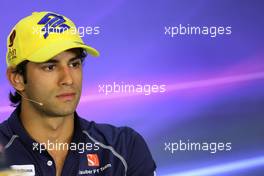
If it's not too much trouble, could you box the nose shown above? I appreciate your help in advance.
[59,66,73,86]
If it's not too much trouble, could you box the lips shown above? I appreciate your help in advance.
[56,93,76,100]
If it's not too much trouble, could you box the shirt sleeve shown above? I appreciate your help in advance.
[126,129,157,176]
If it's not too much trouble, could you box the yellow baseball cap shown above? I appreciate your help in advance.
[6,11,99,67]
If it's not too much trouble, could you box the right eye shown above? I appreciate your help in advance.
[42,64,56,71]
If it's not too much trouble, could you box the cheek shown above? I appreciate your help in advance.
[26,66,57,89]
[26,75,56,95]
[73,71,83,86]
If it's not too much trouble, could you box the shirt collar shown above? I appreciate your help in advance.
[7,105,85,152]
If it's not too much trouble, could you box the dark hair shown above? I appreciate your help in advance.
[9,48,87,107]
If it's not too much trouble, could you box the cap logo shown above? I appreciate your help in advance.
[9,30,16,47]
[7,30,17,62]
[37,13,70,39]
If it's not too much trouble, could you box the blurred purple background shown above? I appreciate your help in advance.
[1,0,264,175]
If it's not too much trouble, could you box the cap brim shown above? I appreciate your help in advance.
[27,41,99,63]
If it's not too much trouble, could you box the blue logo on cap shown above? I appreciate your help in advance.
[38,13,70,39]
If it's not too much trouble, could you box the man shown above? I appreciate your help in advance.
[0,11,156,176]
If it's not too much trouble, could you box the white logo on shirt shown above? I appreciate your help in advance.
[10,164,35,176]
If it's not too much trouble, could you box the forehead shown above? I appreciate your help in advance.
[47,49,79,62]
[25,49,83,68]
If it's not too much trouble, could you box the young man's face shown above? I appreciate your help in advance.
[23,49,83,117]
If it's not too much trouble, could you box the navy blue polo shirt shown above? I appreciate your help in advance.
[0,106,156,176]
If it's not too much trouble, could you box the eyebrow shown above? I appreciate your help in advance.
[42,57,82,64]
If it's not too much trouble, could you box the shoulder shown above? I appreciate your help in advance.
[79,117,140,146]
[78,117,156,174]
[0,119,13,146]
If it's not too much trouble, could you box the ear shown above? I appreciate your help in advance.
[6,67,25,92]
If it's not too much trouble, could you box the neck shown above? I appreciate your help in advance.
[20,101,74,144]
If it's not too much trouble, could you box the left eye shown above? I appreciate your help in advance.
[70,61,81,68]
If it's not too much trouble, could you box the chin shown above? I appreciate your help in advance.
[50,110,75,117]
[57,107,76,116]
[44,104,76,117]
